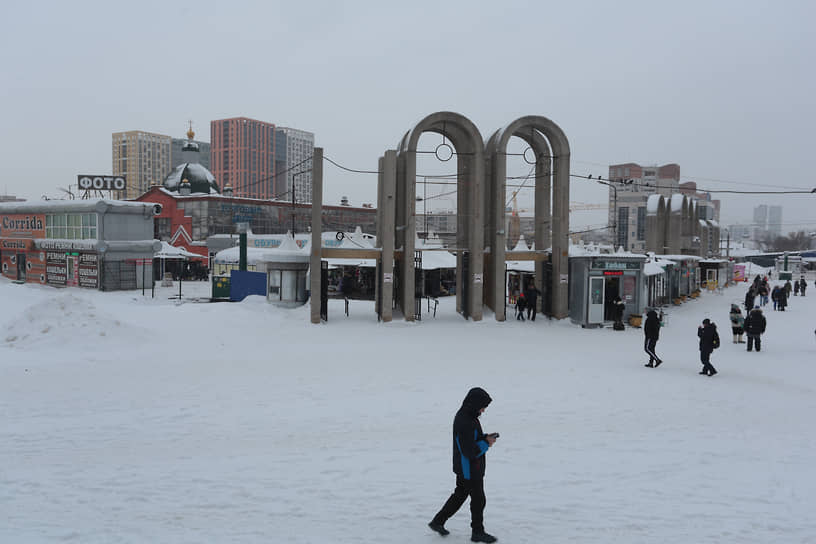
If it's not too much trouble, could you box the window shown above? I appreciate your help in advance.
[46,213,97,240]
[636,206,646,240]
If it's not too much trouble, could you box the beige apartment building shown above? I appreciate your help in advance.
[112,131,173,200]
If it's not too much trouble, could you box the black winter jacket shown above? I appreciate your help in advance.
[698,323,720,353]
[644,310,660,340]
[744,308,766,335]
[451,387,492,480]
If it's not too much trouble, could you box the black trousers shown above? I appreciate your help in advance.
[747,334,761,352]
[700,349,716,374]
[527,304,537,321]
[644,337,660,364]
[433,475,486,533]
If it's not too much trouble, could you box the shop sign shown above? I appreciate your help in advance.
[46,251,67,286]
[592,260,640,271]
[603,270,623,276]
[77,175,126,191]
[0,214,45,238]
[1,239,30,250]
[78,252,98,288]
[37,239,97,250]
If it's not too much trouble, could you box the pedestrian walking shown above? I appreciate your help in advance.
[777,284,788,311]
[794,280,800,296]
[743,306,767,352]
[729,303,745,343]
[799,277,807,297]
[515,293,526,321]
[771,286,780,311]
[429,387,498,543]
[744,287,756,312]
[758,282,769,306]
[784,280,793,300]
[643,309,663,367]
[524,282,540,321]
[697,318,720,376]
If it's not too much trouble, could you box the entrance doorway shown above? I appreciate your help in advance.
[603,276,621,320]
[16,253,26,281]
[588,276,605,323]
[66,255,77,286]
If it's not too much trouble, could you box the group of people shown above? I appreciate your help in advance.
[744,274,808,313]
[514,282,540,322]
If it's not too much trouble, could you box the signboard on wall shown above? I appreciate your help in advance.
[77,175,126,192]
[46,251,67,286]
[0,214,45,239]
[78,253,98,289]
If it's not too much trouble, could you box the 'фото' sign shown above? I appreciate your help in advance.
[77,175,126,191]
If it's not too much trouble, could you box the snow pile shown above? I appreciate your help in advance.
[3,291,151,352]
[1,274,815,543]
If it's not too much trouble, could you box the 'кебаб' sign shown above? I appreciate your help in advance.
[77,175,127,191]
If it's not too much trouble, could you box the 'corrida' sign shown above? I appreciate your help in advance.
[0,214,46,239]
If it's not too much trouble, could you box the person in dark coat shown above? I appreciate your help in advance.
[744,288,756,312]
[429,387,498,543]
[794,279,800,296]
[643,309,662,367]
[758,282,769,306]
[515,293,526,321]
[612,295,625,329]
[777,284,788,311]
[729,303,745,343]
[800,277,807,297]
[771,286,780,311]
[743,306,767,352]
[524,282,540,321]
[784,280,793,299]
[697,318,720,376]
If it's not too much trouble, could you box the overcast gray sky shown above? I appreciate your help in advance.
[2,0,814,234]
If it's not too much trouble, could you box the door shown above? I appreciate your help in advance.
[16,253,26,281]
[706,268,717,290]
[588,276,605,323]
[66,256,77,286]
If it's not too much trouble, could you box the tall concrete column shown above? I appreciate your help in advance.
[400,150,416,321]
[551,152,570,319]
[310,147,324,324]
[378,150,396,322]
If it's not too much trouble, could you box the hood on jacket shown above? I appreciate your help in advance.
[750,307,763,315]
[462,387,492,417]
[730,304,741,312]
[647,310,658,319]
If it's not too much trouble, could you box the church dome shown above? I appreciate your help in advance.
[164,163,220,194]
[162,124,220,194]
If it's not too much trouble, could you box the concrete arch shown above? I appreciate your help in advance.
[646,194,667,253]
[395,111,485,320]
[484,115,571,320]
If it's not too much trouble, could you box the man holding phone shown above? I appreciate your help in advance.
[429,387,498,543]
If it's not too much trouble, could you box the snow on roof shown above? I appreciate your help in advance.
[0,198,155,214]
[156,241,199,259]
[670,193,685,212]
[511,235,529,252]
[646,194,663,215]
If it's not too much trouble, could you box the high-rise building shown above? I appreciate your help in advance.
[112,131,173,200]
[279,127,315,203]
[209,117,287,200]
[767,205,783,238]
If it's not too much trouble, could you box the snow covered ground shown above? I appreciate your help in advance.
[2,275,815,543]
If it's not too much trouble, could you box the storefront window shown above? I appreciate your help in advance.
[46,213,98,240]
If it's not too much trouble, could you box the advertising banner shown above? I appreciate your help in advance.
[733,264,746,282]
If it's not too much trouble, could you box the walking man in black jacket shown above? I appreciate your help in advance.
[697,318,720,376]
[429,387,498,543]
[644,309,663,367]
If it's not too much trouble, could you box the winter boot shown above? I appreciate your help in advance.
[645,362,654,367]
[471,532,498,543]
[428,521,449,536]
